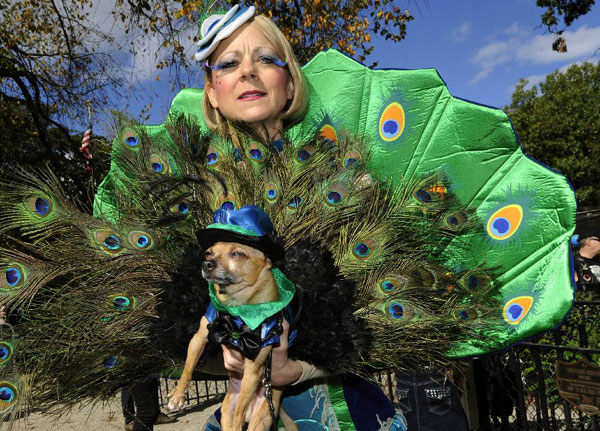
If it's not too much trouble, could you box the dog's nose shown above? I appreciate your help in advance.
[203,259,216,272]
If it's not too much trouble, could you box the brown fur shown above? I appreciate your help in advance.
[167,242,297,431]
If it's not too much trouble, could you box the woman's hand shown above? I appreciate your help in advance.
[221,318,303,386]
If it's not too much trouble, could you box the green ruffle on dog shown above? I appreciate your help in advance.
[208,268,296,330]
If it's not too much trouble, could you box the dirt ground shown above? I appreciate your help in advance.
[5,397,221,431]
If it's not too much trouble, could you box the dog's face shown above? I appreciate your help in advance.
[202,242,272,296]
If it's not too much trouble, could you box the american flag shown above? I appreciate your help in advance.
[79,104,93,172]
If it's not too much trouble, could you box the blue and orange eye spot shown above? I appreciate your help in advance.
[265,183,279,204]
[445,212,467,229]
[246,143,265,162]
[1,265,24,289]
[149,155,169,174]
[0,382,17,409]
[171,201,191,216]
[387,302,404,319]
[455,309,473,321]
[295,145,315,163]
[379,102,405,142]
[95,231,124,254]
[26,196,53,217]
[206,146,220,166]
[0,343,13,363]
[109,293,135,312]
[378,276,406,295]
[384,301,415,321]
[352,239,377,260]
[287,196,303,210]
[122,130,139,148]
[459,271,491,293]
[319,124,338,148]
[323,183,348,207]
[128,231,153,250]
[102,356,119,369]
[503,296,533,325]
[213,194,238,211]
[414,182,447,204]
[343,150,361,167]
[487,204,523,241]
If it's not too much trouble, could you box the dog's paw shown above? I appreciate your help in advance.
[166,391,186,411]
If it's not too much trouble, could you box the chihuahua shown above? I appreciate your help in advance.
[167,241,296,431]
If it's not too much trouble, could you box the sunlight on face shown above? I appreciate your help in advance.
[205,22,294,133]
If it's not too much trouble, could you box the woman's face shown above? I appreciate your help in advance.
[205,22,293,132]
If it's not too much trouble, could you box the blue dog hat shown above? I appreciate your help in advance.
[195,4,256,62]
[197,205,285,262]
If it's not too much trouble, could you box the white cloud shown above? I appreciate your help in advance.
[451,22,472,43]
[471,24,600,83]
[83,2,198,85]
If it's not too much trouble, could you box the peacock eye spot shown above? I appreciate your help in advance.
[288,196,302,209]
[0,347,9,360]
[35,198,50,215]
[207,152,218,165]
[125,136,139,147]
[113,296,130,311]
[354,242,369,256]
[152,162,163,172]
[388,303,404,319]
[466,275,478,290]
[178,203,190,214]
[382,281,395,292]
[249,148,263,160]
[345,158,357,166]
[103,235,122,250]
[415,189,431,203]
[297,149,311,161]
[448,215,458,225]
[383,120,399,135]
[457,310,470,321]
[221,201,235,211]
[326,191,342,204]
[0,386,15,402]
[103,356,118,369]
[267,189,276,198]
[5,267,22,287]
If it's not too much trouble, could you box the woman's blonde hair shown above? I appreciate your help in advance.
[202,15,309,133]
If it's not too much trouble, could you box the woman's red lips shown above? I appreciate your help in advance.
[238,91,266,100]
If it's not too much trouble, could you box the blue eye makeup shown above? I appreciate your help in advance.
[258,55,287,67]
[204,51,288,71]
[205,59,239,71]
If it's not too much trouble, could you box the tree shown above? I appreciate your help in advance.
[0,96,110,205]
[505,62,600,208]
[249,0,414,66]
[0,0,416,196]
[535,0,596,52]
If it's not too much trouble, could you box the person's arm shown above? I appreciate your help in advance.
[221,318,328,386]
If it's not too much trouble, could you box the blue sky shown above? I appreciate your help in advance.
[106,1,600,128]
[370,0,600,109]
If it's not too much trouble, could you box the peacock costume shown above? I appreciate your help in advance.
[0,4,576,430]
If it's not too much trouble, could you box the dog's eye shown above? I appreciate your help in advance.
[230,251,245,257]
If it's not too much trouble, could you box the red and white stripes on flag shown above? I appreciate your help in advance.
[79,119,93,172]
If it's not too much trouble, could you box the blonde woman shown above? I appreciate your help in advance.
[185,5,407,431]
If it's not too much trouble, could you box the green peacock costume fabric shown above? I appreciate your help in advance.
[0,49,575,419]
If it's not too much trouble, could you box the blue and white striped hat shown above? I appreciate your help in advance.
[195,4,256,62]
